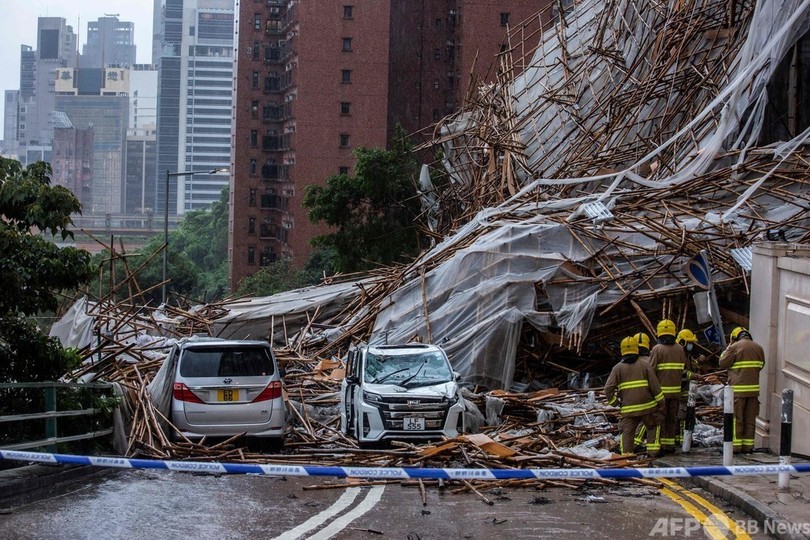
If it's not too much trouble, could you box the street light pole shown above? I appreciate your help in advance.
[162,168,229,305]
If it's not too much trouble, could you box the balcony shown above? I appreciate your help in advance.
[261,163,289,182]
[262,132,293,152]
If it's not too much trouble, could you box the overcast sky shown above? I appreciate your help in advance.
[0,1,154,123]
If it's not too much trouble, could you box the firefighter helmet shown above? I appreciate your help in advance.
[676,328,698,347]
[633,332,650,350]
[657,319,677,337]
[730,326,750,342]
[620,336,639,356]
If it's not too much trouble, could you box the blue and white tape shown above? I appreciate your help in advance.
[2,450,809,481]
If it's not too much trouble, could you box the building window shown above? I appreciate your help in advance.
[434,48,441,60]
[340,101,351,115]
[342,37,352,52]
[434,79,440,90]
[248,217,256,234]
[249,188,257,206]
[254,14,262,31]
[252,71,259,88]
[248,246,255,264]
[339,166,349,175]
[249,159,258,175]
[339,133,350,147]
[341,69,352,83]
[253,42,260,60]
[250,130,258,147]
[435,18,441,28]
[343,5,353,19]
[433,109,440,121]
[500,12,510,26]
[251,100,259,118]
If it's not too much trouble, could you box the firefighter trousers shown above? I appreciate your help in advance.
[734,396,759,453]
[660,398,680,449]
[620,413,660,457]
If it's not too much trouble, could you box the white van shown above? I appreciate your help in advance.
[340,343,465,445]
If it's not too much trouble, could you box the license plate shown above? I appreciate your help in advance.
[403,417,425,431]
[217,388,240,402]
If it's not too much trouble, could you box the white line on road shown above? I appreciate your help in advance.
[306,485,385,540]
[272,487,362,540]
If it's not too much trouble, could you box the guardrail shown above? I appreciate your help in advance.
[0,382,116,451]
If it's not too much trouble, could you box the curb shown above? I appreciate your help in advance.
[660,462,809,540]
[0,464,113,510]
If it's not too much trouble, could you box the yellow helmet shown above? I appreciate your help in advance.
[676,329,698,346]
[633,332,650,350]
[620,336,639,356]
[657,319,676,337]
[730,326,749,342]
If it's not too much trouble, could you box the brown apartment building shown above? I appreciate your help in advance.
[229,1,549,290]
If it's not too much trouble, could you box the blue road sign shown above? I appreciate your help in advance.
[704,325,721,345]
[685,252,712,289]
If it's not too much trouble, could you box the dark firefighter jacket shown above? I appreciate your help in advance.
[719,337,765,398]
[604,356,664,417]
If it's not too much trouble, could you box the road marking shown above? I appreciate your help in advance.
[272,487,362,540]
[659,478,751,539]
[307,485,385,540]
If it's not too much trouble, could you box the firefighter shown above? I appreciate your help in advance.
[632,332,652,450]
[719,326,765,453]
[649,319,691,453]
[675,328,702,445]
[634,332,651,364]
[605,335,664,457]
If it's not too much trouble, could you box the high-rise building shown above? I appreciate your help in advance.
[80,16,137,69]
[16,18,78,159]
[125,64,159,214]
[3,91,20,158]
[228,0,549,289]
[155,0,234,221]
[51,112,94,209]
[55,66,130,214]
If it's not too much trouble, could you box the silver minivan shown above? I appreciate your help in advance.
[340,343,465,445]
[169,337,286,449]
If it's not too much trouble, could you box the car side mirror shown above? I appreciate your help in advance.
[453,371,461,381]
[346,375,359,385]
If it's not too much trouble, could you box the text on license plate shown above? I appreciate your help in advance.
[403,417,425,431]
[217,389,240,402]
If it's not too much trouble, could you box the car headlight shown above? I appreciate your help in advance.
[362,391,382,403]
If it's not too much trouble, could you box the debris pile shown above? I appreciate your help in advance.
[47,0,806,489]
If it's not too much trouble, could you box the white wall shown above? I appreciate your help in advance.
[751,242,810,457]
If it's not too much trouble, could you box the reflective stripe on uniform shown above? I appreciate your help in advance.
[732,384,760,393]
[656,363,685,370]
[730,361,764,369]
[621,401,659,414]
[660,385,681,394]
[618,380,649,390]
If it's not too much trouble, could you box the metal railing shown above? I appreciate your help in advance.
[0,382,116,451]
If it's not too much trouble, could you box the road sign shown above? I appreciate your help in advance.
[704,325,721,345]
[684,251,712,289]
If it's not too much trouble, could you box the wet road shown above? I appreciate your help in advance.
[0,469,769,539]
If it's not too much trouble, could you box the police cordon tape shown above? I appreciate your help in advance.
[2,449,810,481]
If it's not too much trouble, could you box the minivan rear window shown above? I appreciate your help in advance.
[179,347,275,377]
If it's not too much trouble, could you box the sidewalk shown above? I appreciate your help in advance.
[658,447,810,540]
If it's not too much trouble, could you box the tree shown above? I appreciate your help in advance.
[236,247,337,297]
[0,158,95,381]
[303,127,423,273]
[90,187,230,306]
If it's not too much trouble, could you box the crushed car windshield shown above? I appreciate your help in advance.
[364,351,453,387]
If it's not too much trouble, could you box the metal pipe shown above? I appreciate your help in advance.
[682,380,697,453]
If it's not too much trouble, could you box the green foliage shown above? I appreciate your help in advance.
[0,317,82,381]
[303,127,423,273]
[0,157,95,383]
[0,158,95,316]
[236,247,337,297]
[89,187,230,305]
